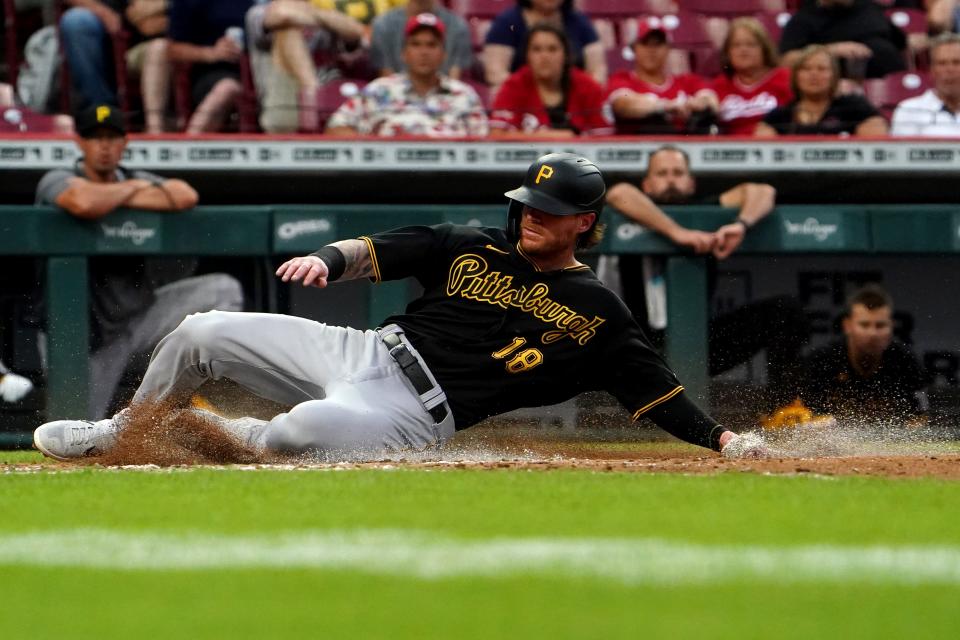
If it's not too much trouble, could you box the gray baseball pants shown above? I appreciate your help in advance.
[88,274,244,420]
[131,310,455,459]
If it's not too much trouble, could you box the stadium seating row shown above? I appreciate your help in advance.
[0,0,940,133]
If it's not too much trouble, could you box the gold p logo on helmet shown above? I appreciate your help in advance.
[96,106,111,123]
[535,165,554,184]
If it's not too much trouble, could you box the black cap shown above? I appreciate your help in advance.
[76,104,126,138]
[505,153,606,216]
[504,153,606,246]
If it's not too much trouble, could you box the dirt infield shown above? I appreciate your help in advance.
[7,451,960,479]
[9,429,960,479]
[385,452,960,479]
[8,400,959,478]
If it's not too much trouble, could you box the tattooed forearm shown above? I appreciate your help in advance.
[330,239,373,280]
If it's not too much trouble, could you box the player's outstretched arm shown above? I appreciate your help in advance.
[645,394,771,458]
[275,239,372,288]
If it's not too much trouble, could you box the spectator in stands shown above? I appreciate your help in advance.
[604,145,808,406]
[0,358,33,405]
[780,0,907,80]
[370,0,472,80]
[891,32,960,136]
[798,284,929,426]
[326,13,488,137]
[34,104,243,419]
[60,1,170,124]
[755,45,888,136]
[929,0,960,34]
[58,1,128,109]
[125,0,172,133]
[605,17,719,135]
[713,17,793,135]
[168,0,255,133]
[483,0,605,97]
[246,0,365,133]
[489,23,610,137]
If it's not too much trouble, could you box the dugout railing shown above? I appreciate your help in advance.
[1,204,959,442]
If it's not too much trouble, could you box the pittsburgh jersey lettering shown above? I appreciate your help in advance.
[446,254,606,345]
[370,224,682,430]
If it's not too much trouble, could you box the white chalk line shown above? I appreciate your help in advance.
[1,529,959,585]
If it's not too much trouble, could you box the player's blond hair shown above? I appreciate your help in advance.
[578,222,605,250]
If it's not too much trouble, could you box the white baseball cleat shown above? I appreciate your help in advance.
[33,418,121,461]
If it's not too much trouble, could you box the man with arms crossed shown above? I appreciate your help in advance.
[605,145,808,412]
[35,104,243,419]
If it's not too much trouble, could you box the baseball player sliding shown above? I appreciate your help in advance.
[33,153,765,461]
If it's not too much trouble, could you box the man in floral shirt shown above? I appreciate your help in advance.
[325,13,488,137]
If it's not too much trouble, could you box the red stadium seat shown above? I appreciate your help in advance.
[449,0,512,19]
[886,8,927,35]
[3,0,18,84]
[605,47,634,76]
[681,0,787,17]
[237,54,259,133]
[664,12,712,47]
[172,61,191,131]
[452,0,504,56]
[603,47,693,77]
[689,46,722,77]
[755,11,793,45]
[620,13,712,49]
[862,71,929,118]
[0,105,70,132]
[462,77,491,112]
[578,0,678,17]
[885,9,930,72]
[2,0,45,85]
[300,77,367,133]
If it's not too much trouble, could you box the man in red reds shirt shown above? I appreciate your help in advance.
[605,17,719,135]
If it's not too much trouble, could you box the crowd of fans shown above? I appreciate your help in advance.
[1,0,958,137]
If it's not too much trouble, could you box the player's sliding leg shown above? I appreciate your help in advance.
[35,310,361,460]
[254,374,456,460]
[133,310,353,406]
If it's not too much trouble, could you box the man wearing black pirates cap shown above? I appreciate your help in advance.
[33,103,244,422]
[34,153,764,462]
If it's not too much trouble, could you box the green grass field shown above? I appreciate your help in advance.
[1,450,958,639]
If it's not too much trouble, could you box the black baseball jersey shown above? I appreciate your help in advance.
[363,223,689,431]
[800,339,929,424]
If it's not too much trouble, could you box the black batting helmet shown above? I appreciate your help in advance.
[504,153,606,248]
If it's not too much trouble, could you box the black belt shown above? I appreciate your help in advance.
[382,332,447,423]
